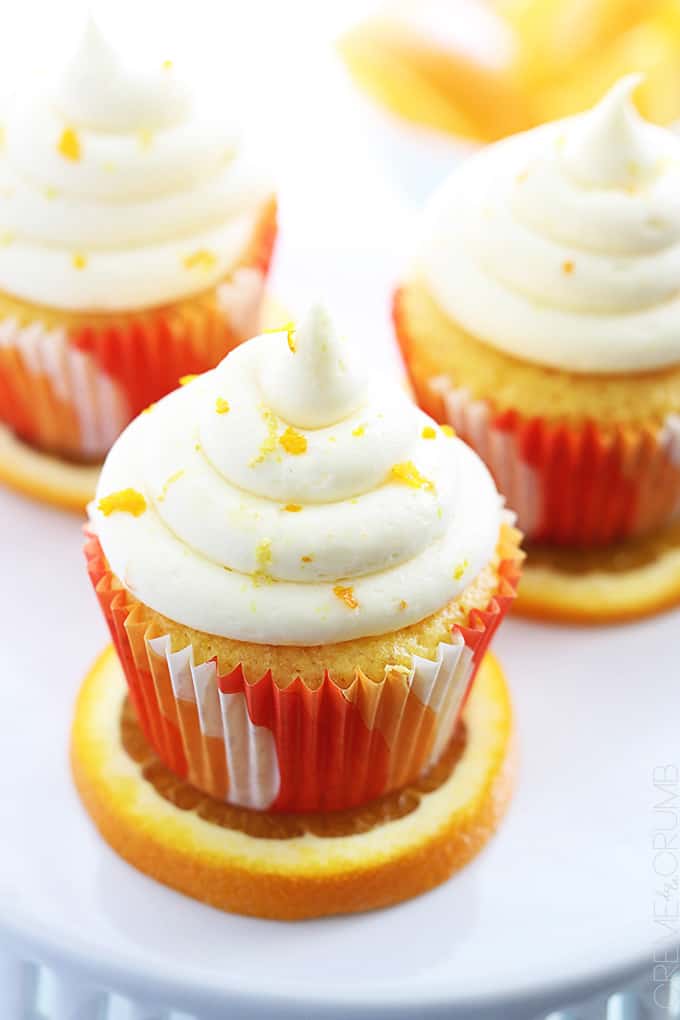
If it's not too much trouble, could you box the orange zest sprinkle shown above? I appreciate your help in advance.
[179,374,198,386]
[333,585,359,610]
[162,59,173,70]
[263,321,297,351]
[279,426,307,455]
[183,249,217,271]
[72,253,87,270]
[441,425,455,437]
[283,503,302,512]
[399,599,408,610]
[97,488,147,518]
[421,425,436,439]
[562,260,574,274]
[352,425,366,437]
[141,402,156,415]
[157,469,184,502]
[453,559,469,581]
[0,232,14,246]
[57,127,81,161]
[301,555,313,563]
[215,397,230,414]
[389,461,435,493]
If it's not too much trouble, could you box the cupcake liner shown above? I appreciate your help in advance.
[429,377,680,546]
[0,198,277,462]
[85,529,520,814]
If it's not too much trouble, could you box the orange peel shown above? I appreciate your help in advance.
[71,645,515,921]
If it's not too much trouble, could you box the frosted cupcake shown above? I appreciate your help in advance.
[0,18,276,466]
[395,77,680,620]
[75,307,522,918]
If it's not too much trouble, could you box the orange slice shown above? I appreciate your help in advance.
[516,519,680,624]
[0,423,100,512]
[0,295,288,514]
[71,646,515,921]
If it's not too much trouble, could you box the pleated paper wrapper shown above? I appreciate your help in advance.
[422,377,680,548]
[85,528,521,814]
[0,198,277,462]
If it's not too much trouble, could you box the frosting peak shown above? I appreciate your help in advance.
[91,317,502,645]
[563,75,660,190]
[56,17,191,132]
[261,305,368,429]
[417,76,680,374]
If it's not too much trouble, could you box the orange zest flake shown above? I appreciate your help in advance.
[263,321,296,351]
[253,539,274,585]
[157,469,184,503]
[279,426,307,455]
[0,232,14,247]
[283,503,302,512]
[72,252,87,270]
[179,374,198,386]
[398,599,408,611]
[97,488,147,518]
[333,584,359,610]
[301,554,313,563]
[141,402,156,415]
[215,397,230,414]
[440,424,455,438]
[562,260,575,275]
[352,425,366,437]
[57,127,81,161]
[162,59,173,71]
[453,559,469,581]
[389,461,435,493]
[421,425,436,440]
[250,407,279,466]
[183,249,217,271]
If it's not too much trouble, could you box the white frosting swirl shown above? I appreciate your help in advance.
[90,307,502,646]
[417,76,680,374]
[0,18,271,311]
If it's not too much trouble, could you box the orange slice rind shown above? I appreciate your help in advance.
[71,645,515,921]
[0,423,100,512]
[517,520,680,624]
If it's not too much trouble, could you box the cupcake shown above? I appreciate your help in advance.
[0,18,276,468]
[74,306,522,918]
[395,76,680,621]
